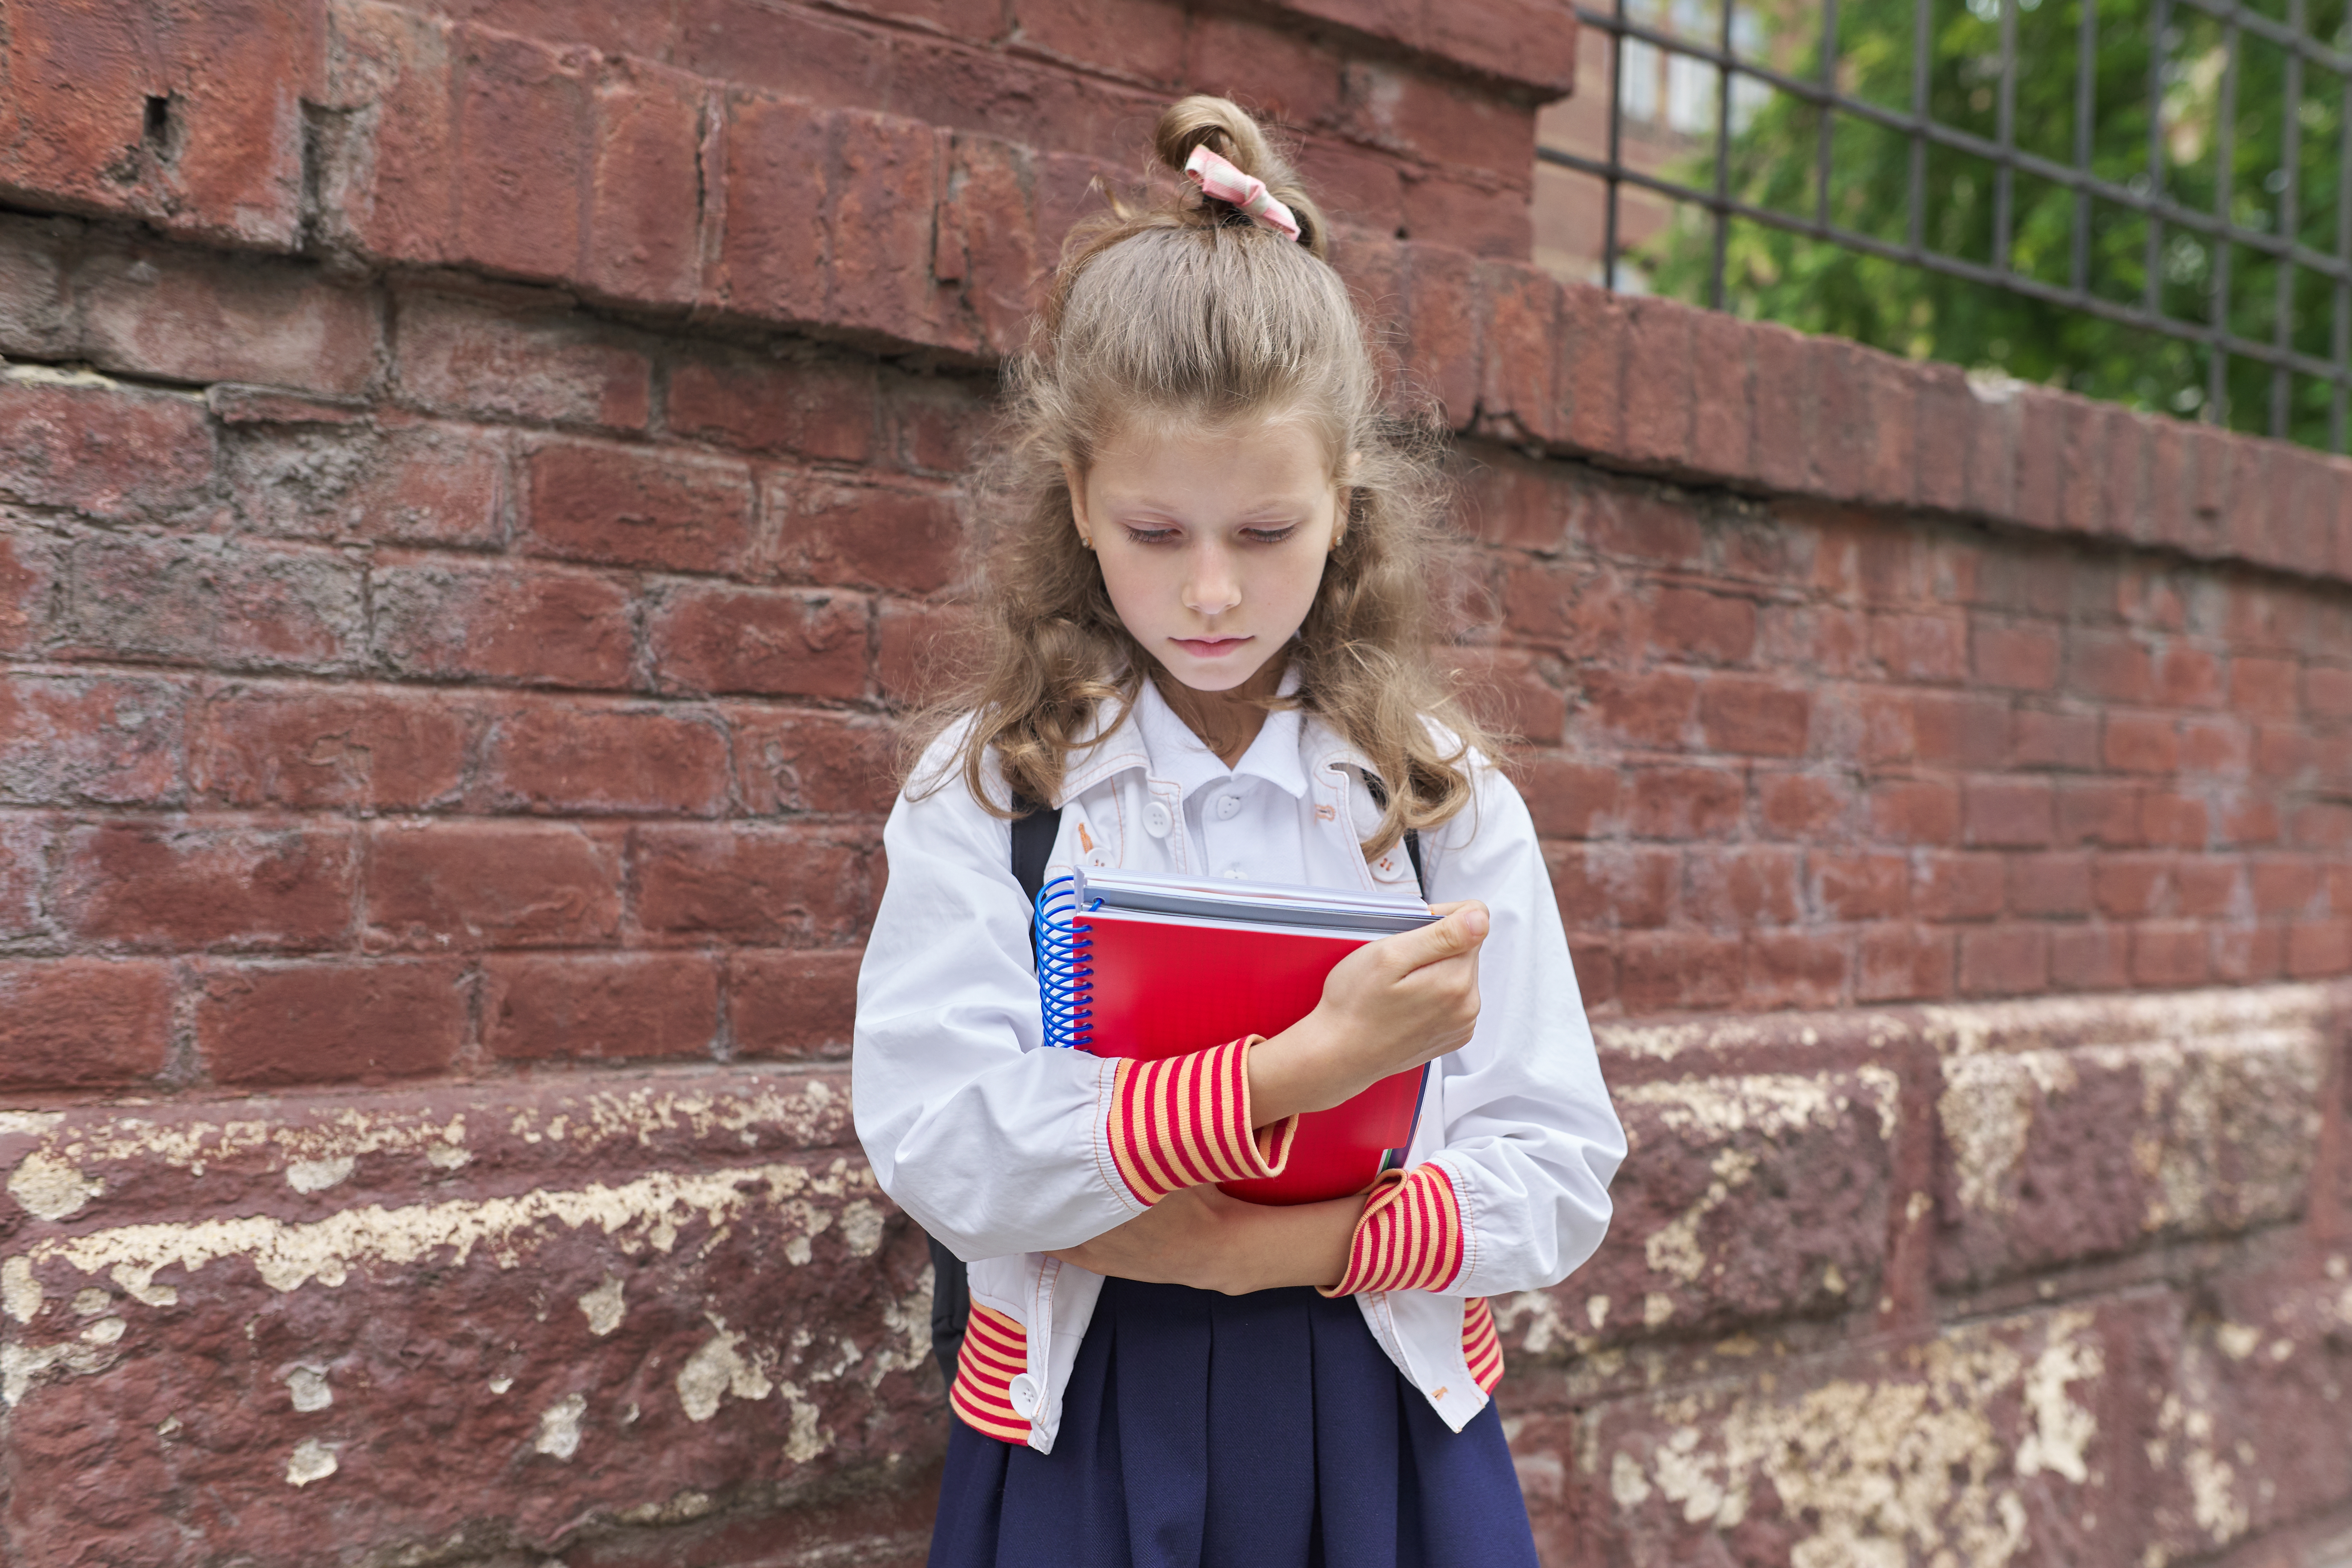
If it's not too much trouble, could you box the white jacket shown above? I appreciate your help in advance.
[852,678,1624,1452]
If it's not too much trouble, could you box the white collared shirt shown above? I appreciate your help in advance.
[852,683,1624,1451]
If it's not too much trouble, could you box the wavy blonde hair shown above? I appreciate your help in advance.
[908,95,1498,857]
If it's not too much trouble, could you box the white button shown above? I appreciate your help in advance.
[1086,850,1111,867]
[1221,868,1247,880]
[1215,794,1242,820]
[1008,1373,1039,1413]
[1144,801,1172,838]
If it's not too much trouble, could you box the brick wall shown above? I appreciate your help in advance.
[3,2,2350,1565]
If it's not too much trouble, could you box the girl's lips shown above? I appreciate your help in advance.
[1172,635,1251,658]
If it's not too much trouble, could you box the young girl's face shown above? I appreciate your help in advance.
[1065,413,1342,696]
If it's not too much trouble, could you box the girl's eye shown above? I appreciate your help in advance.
[1122,525,1180,545]
[1241,526,1299,545]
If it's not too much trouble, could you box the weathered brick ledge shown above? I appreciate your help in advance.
[7,981,2345,1563]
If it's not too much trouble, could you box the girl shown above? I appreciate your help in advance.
[853,96,1624,1568]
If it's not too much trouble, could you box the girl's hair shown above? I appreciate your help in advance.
[907,94,1500,857]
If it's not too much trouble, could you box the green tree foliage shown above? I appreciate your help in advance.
[1636,0,2351,448]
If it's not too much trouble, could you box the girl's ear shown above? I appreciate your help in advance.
[1061,457,1096,549]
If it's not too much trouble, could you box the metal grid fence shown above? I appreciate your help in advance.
[1541,0,2352,452]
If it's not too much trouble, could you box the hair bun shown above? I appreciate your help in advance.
[1152,95,1327,258]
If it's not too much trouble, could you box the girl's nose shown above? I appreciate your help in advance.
[1183,543,1241,617]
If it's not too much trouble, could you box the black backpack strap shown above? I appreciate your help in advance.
[927,789,1063,1399]
[1360,771,1428,900]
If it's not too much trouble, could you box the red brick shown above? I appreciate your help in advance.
[2007,852,2091,918]
[2252,859,2323,917]
[1455,645,1567,746]
[454,27,591,284]
[1855,923,1954,1002]
[1556,282,1627,455]
[1293,0,1578,97]
[370,558,634,688]
[1472,260,1560,444]
[1502,562,1624,657]
[1337,61,1533,181]
[2209,920,2287,982]
[1757,772,1854,839]
[880,369,995,478]
[0,519,57,654]
[1963,780,2053,848]
[2010,708,2099,771]
[0,959,172,1091]
[0,673,188,807]
[1911,362,1972,514]
[316,0,458,262]
[1617,930,1743,1012]
[59,533,365,674]
[2141,791,2210,848]
[2130,921,2210,986]
[2050,924,2129,989]
[667,352,879,463]
[1812,851,1906,920]
[775,475,960,594]
[1967,617,2060,692]
[1861,690,2007,769]
[2101,713,2178,774]
[585,57,704,305]
[876,596,976,706]
[0,0,321,248]
[1958,924,2048,996]
[1565,930,1617,1009]
[2154,644,2223,708]
[2222,792,2280,847]
[1685,307,1753,480]
[632,824,877,943]
[2307,666,2352,719]
[196,959,467,1086]
[933,131,1037,357]
[1011,0,1184,83]
[482,952,719,1061]
[1747,324,1816,498]
[2056,781,2142,847]
[394,290,652,430]
[1616,295,1694,471]
[366,820,624,949]
[1647,588,1755,665]
[730,709,898,817]
[649,583,870,700]
[1742,931,1849,1011]
[1621,765,1743,841]
[827,108,952,347]
[1685,846,1801,926]
[1580,667,1693,752]
[2171,856,2240,916]
[226,417,507,547]
[1182,13,1346,127]
[711,93,830,325]
[0,815,44,939]
[58,822,357,951]
[2064,631,2154,704]
[522,438,756,575]
[1465,451,1566,553]
[1868,612,1965,683]
[479,700,732,815]
[1547,844,1676,929]
[2230,655,2301,719]
[1855,348,1917,508]
[0,378,216,522]
[1913,852,2005,921]
[1869,780,1961,845]
[77,245,380,396]
[190,683,469,811]
[1402,241,1479,427]
[2093,854,2167,919]
[730,947,863,1060]
[2011,385,2066,530]
[2173,716,2249,775]
[1697,677,1809,758]
[2288,919,2352,977]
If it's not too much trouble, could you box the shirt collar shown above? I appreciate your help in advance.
[1058,663,1322,805]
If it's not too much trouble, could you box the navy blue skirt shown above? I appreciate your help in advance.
[927,1277,1538,1568]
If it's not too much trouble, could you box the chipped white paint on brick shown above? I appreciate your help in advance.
[284,1365,332,1412]
[579,1275,625,1337]
[3,1257,41,1324]
[536,1392,586,1460]
[5,1158,876,1298]
[8,1151,102,1220]
[285,1438,337,1487]
[2013,1310,2101,1485]
[285,1156,355,1194]
[677,1327,773,1422]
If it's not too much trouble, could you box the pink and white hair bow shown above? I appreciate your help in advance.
[1184,144,1302,242]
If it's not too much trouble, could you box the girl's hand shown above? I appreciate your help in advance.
[1246,900,1489,1125]
[1046,1185,1358,1295]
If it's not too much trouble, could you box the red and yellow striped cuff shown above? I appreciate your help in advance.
[1462,1297,1504,1393]
[1107,1036,1296,1208]
[1318,1160,1467,1297]
[947,1303,1033,1445]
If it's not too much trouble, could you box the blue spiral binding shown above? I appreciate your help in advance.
[1033,873,1097,1050]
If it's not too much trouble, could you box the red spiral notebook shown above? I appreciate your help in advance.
[1036,868,1437,1205]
